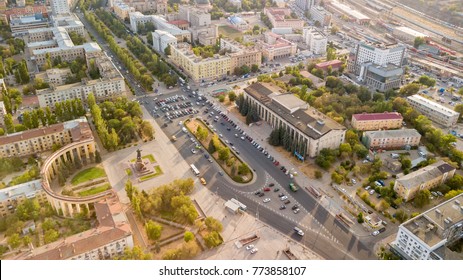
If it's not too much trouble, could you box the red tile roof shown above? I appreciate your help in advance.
[168,20,189,25]
[3,5,48,20]
[353,112,403,121]
[315,60,343,69]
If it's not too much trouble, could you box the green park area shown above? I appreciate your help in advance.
[71,167,107,186]
[218,25,242,40]
[77,184,111,197]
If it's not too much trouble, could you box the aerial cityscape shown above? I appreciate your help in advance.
[0,0,463,261]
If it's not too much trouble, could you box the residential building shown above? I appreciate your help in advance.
[264,8,305,30]
[407,94,460,127]
[309,6,332,27]
[303,27,327,55]
[0,101,6,127]
[167,20,189,30]
[394,160,456,202]
[351,112,403,131]
[327,0,370,25]
[50,0,70,16]
[315,59,343,72]
[1,5,48,24]
[295,0,314,11]
[261,32,297,61]
[189,25,217,46]
[26,22,85,44]
[35,68,72,86]
[391,193,463,260]
[243,82,346,158]
[111,0,166,14]
[129,12,191,42]
[0,180,46,217]
[0,118,92,158]
[9,14,50,35]
[362,128,421,150]
[23,195,134,260]
[393,26,428,44]
[152,29,177,54]
[178,5,211,27]
[113,2,135,20]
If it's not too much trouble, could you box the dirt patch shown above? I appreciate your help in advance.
[229,106,248,124]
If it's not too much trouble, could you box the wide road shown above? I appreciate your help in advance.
[140,92,378,259]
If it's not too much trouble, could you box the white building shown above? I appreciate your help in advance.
[178,5,211,27]
[407,94,460,127]
[50,0,70,16]
[393,26,428,44]
[129,12,191,42]
[152,30,177,54]
[0,180,46,217]
[310,5,332,27]
[243,82,346,158]
[391,193,463,260]
[295,0,314,11]
[0,101,6,127]
[303,27,327,55]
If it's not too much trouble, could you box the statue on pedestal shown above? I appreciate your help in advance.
[135,148,145,172]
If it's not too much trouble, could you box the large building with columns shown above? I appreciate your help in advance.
[0,118,92,158]
[243,82,346,158]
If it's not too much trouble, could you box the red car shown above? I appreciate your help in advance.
[274,161,280,166]
[263,187,271,192]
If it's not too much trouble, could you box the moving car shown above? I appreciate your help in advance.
[246,244,255,250]
[200,178,207,185]
[250,248,258,254]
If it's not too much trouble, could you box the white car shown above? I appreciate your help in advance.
[219,134,223,138]
[280,196,288,201]
[245,244,255,250]
[263,198,271,203]
[250,248,258,254]
[372,230,380,236]
[240,136,245,140]
[191,149,197,154]
[369,190,375,195]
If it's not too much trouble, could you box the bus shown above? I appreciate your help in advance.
[190,164,200,176]
[230,198,247,211]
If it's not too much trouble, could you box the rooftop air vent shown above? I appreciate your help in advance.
[435,209,441,216]
[316,120,325,126]
[455,200,460,205]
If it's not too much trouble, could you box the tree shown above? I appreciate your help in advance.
[204,231,222,248]
[394,209,408,223]
[454,104,463,121]
[218,147,230,161]
[218,95,225,102]
[184,231,194,242]
[399,83,420,96]
[7,233,21,249]
[418,75,436,87]
[228,92,236,102]
[326,46,336,61]
[251,64,259,72]
[145,220,163,241]
[238,163,251,175]
[339,143,352,157]
[44,229,60,244]
[95,150,102,163]
[357,212,364,223]
[414,189,431,208]
[125,180,134,201]
[118,246,152,260]
[414,37,425,48]
[164,45,171,55]
[4,113,14,133]
[196,126,208,141]
[140,120,154,140]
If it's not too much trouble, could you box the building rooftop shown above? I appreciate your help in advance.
[315,60,342,68]
[402,193,463,248]
[299,71,325,86]
[0,180,42,202]
[397,160,455,192]
[353,112,403,122]
[408,94,460,118]
[330,0,369,20]
[364,128,421,139]
[244,83,345,140]
[395,26,428,38]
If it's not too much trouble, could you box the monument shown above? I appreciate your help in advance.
[135,149,145,172]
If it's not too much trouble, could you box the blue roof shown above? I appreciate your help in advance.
[228,16,243,25]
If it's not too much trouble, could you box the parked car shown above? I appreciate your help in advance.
[263,198,271,203]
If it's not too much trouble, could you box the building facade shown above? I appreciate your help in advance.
[407,94,460,127]
[264,8,305,30]
[152,30,177,54]
[50,0,70,15]
[113,2,135,20]
[362,63,404,92]
[352,112,403,131]
[303,27,327,55]
[349,42,406,75]
[310,5,332,27]
[295,0,314,11]
[243,82,346,158]
[362,128,421,150]
[9,14,50,35]
[0,180,46,217]
[394,160,456,202]
[391,193,463,260]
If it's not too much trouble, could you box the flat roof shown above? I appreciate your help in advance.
[0,180,42,202]
[395,26,427,38]
[407,94,460,118]
[331,0,369,20]
[396,160,455,192]
[364,128,421,140]
[315,60,342,68]
[353,112,403,122]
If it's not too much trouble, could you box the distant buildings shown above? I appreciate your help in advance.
[394,160,456,202]
[327,0,370,25]
[0,118,92,158]
[243,82,346,158]
[261,32,297,61]
[129,12,191,42]
[111,0,167,14]
[393,26,428,44]
[352,112,403,131]
[295,0,314,12]
[50,0,70,16]
[362,129,421,150]
[9,14,50,35]
[407,94,460,128]
[113,2,135,20]
[0,101,6,127]
[303,27,327,55]
[310,6,332,27]
[227,15,248,30]
[152,30,177,54]
[264,8,305,30]
[178,5,211,27]
[391,193,463,260]
[315,60,343,72]
[0,180,46,217]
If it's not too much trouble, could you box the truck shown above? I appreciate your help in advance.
[289,183,299,192]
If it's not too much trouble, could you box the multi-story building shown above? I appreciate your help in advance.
[111,0,166,14]
[264,8,305,30]
[362,63,404,92]
[178,5,211,27]
[129,12,191,42]
[0,118,92,158]
[0,101,6,127]
[327,0,370,25]
[221,39,261,71]
[310,5,332,27]
[407,94,460,127]
[23,195,134,260]
[113,2,135,20]
[243,82,346,158]
[394,160,456,202]
[152,29,177,54]
[1,5,48,25]
[227,15,248,30]
[50,0,70,16]
[303,27,327,55]
[261,32,297,61]
[0,180,46,217]
[391,193,463,260]
[295,0,314,11]
[352,112,403,131]
[35,68,72,86]
[362,128,421,150]
[349,42,406,75]
[9,14,50,35]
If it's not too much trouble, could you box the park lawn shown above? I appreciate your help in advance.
[154,165,163,175]
[218,25,242,40]
[77,184,111,197]
[139,167,164,182]
[71,167,107,186]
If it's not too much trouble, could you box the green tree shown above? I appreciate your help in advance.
[238,162,251,175]
[44,229,60,244]
[125,180,134,201]
[117,246,152,260]
[418,75,436,87]
[7,233,21,249]
[454,104,463,121]
[414,189,431,208]
[399,83,420,96]
[339,143,352,157]
[357,212,364,223]
[145,220,163,241]
[228,92,236,102]
[196,126,208,141]
[4,113,14,133]
[394,209,409,223]
[414,37,426,48]
[251,64,259,72]
[184,231,194,242]
[203,231,222,248]
[95,150,102,163]
[218,147,230,161]
[218,95,225,102]
[326,46,336,61]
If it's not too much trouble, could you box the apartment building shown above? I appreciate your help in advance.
[0,118,92,158]
[261,32,297,61]
[310,5,332,27]
[352,112,403,131]
[303,27,327,55]
[35,68,73,86]
[362,129,421,150]
[152,30,177,54]
[295,0,314,11]
[391,193,463,260]
[23,196,134,260]
[0,101,6,127]
[407,94,460,127]
[178,5,211,27]
[189,25,217,46]
[50,0,70,15]
[113,2,135,20]
[111,0,166,14]
[394,160,456,202]
[243,82,346,158]
[0,180,46,217]
[26,22,85,44]
[264,8,305,30]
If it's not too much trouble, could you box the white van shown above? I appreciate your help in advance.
[182,127,187,133]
